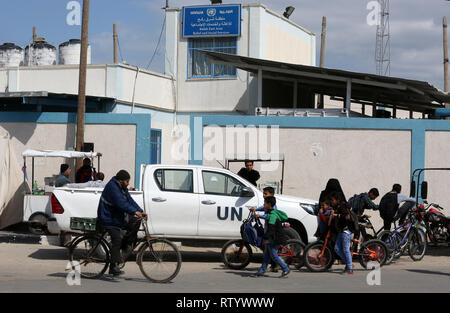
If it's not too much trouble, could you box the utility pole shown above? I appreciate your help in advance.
[318,16,326,109]
[75,0,90,169]
[444,16,448,95]
[444,16,449,120]
[113,24,118,64]
[32,27,37,43]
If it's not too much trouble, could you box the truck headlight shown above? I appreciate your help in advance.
[300,203,318,215]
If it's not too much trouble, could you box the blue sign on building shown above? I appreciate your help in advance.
[182,4,241,38]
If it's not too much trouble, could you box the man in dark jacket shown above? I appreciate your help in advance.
[237,161,260,187]
[97,170,146,276]
[379,184,415,230]
[252,196,290,278]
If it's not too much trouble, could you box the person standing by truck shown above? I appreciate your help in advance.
[97,170,146,276]
[237,161,260,187]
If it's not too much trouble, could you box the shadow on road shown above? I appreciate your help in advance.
[29,249,68,260]
[47,272,172,284]
[406,269,450,277]
[27,248,256,264]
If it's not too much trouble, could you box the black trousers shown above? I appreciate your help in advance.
[383,218,393,231]
[104,216,141,264]
[104,226,122,264]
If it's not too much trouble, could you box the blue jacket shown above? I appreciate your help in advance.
[97,178,143,228]
[255,204,278,220]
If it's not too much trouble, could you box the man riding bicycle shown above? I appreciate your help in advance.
[97,170,147,276]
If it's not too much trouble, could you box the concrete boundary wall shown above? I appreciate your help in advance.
[189,116,450,225]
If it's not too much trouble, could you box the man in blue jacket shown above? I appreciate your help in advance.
[97,170,146,276]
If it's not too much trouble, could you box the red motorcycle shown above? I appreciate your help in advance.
[417,203,450,246]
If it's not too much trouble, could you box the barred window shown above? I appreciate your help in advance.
[188,37,237,78]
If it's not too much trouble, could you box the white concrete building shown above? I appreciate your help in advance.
[164,3,316,114]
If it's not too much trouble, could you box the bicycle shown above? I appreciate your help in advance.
[221,211,305,270]
[378,208,427,264]
[303,214,388,272]
[68,216,182,283]
[357,213,386,242]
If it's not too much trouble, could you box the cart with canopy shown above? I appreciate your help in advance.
[22,149,102,235]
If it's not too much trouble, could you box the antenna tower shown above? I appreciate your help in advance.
[375,0,391,76]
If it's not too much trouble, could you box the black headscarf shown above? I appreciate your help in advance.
[319,178,347,203]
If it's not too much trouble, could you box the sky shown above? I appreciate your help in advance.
[0,0,448,90]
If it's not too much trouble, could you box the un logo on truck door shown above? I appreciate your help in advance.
[217,207,243,221]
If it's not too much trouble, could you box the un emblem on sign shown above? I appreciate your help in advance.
[207,8,216,17]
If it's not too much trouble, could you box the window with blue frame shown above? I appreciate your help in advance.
[187,37,237,79]
[150,129,162,164]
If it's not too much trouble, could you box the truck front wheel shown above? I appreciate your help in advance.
[284,227,302,242]
[28,213,49,235]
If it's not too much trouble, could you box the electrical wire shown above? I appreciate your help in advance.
[116,34,125,63]
[146,15,166,70]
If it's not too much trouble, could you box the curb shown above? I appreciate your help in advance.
[0,233,61,246]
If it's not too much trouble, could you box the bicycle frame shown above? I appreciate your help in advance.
[233,211,296,259]
[391,222,413,247]
[76,231,108,267]
[318,212,334,259]
[317,214,378,261]
[75,217,153,266]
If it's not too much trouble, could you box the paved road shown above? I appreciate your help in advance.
[0,243,449,293]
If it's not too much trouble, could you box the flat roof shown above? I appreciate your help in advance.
[200,50,450,112]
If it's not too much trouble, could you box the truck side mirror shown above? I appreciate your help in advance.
[240,187,255,198]
[421,181,428,200]
[410,181,416,198]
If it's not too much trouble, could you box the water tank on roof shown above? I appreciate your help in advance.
[24,39,57,66]
[0,43,24,67]
[59,39,91,65]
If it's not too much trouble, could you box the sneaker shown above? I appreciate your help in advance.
[280,270,290,278]
[342,265,354,275]
[109,264,124,277]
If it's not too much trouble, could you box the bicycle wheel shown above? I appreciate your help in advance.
[69,235,110,279]
[221,239,253,270]
[137,239,182,283]
[378,230,398,265]
[358,239,388,269]
[408,229,427,261]
[279,239,305,270]
[303,241,334,272]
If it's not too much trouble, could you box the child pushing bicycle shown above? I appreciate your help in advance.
[252,196,291,278]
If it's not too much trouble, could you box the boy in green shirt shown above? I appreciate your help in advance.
[252,196,290,278]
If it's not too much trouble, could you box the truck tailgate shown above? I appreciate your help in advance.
[52,188,144,233]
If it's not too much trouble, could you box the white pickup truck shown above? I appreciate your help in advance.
[50,165,318,244]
